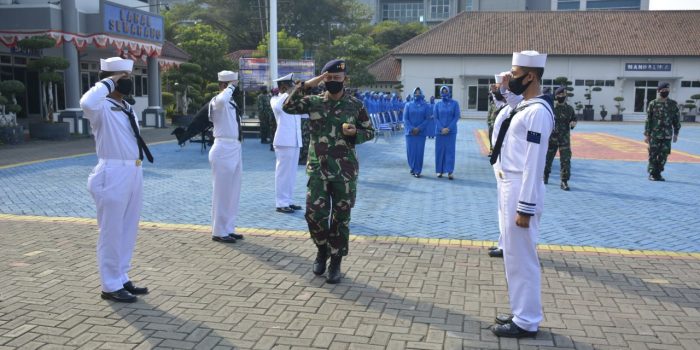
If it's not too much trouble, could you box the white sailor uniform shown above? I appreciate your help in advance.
[494,96,553,332]
[81,78,144,293]
[271,91,309,209]
[209,84,243,237]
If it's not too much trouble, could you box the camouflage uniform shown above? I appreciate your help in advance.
[645,98,681,176]
[257,93,274,142]
[545,102,576,181]
[299,118,311,164]
[283,87,375,257]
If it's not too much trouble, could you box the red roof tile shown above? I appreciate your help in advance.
[392,11,700,57]
[368,54,401,82]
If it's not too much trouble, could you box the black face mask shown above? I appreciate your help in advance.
[494,90,505,102]
[508,74,531,96]
[659,91,669,98]
[556,96,566,104]
[116,78,133,95]
[325,81,344,94]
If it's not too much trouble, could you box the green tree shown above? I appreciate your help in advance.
[19,36,69,122]
[254,30,304,60]
[319,33,382,87]
[163,62,204,114]
[173,23,233,80]
[369,21,426,50]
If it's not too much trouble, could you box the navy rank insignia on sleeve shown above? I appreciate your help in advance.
[527,130,541,144]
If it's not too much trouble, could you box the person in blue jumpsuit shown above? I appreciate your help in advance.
[433,85,460,179]
[426,96,436,139]
[404,87,431,178]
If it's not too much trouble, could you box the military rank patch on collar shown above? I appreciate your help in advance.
[527,130,541,144]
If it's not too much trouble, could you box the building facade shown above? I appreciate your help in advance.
[383,11,700,120]
[0,0,189,134]
[358,0,649,24]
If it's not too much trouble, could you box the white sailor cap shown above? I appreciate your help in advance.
[274,73,294,82]
[100,57,133,72]
[512,50,547,68]
[494,71,509,84]
[217,70,238,82]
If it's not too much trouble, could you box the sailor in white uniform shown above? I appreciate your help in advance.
[80,57,152,303]
[209,70,244,243]
[271,73,308,213]
[489,51,554,338]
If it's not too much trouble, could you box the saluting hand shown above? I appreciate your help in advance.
[305,72,329,88]
[110,72,128,83]
[342,123,357,136]
[516,214,530,228]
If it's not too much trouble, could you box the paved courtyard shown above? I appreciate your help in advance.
[1,120,700,349]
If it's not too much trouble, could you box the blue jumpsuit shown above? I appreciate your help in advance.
[404,88,431,175]
[434,86,460,175]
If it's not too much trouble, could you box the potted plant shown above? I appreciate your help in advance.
[682,100,696,122]
[574,101,583,119]
[18,36,71,140]
[611,96,625,121]
[582,82,601,121]
[687,94,700,123]
[599,105,607,121]
[0,80,26,145]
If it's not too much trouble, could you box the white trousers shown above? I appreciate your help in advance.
[274,146,301,208]
[209,139,242,237]
[498,172,544,332]
[88,159,143,293]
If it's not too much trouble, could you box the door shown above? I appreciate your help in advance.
[634,87,658,113]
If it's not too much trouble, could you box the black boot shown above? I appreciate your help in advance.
[326,255,342,284]
[560,181,570,191]
[312,245,328,276]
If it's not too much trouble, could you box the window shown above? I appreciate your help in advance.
[465,0,473,11]
[574,80,584,86]
[594,80,604,86]
[0,55,10,64]
[557,0,580,10]
[14,57,27,65]
[135,76,142,97]
[434,78,453,98]
[430,0,450,20]
[382,1,424,23]
[605,80,615,87]
[142,76,148,95]
[694,81,700,88]
[477,78,495,85]
[586,0,640,10]
[681,81,691,87]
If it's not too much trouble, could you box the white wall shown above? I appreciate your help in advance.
[399,55,700,119]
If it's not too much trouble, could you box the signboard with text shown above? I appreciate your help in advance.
[239,58,315,90]
[103,2,164,43]
[625,63,671,72]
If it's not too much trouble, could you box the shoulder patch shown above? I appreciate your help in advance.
[527,130,541,144]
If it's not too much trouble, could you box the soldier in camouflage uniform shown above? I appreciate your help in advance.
[545,86,577,191]
[283,59,375,284]
[257,86,273,144]
[645,82,681,181]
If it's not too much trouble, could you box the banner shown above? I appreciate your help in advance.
[239,58,315,90]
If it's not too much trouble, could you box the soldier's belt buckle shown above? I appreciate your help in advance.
[135,159,142,166]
